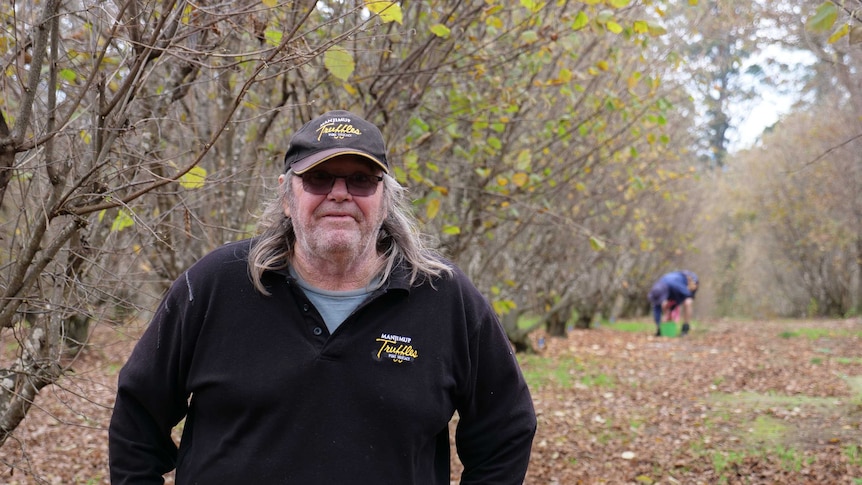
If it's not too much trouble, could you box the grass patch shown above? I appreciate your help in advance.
[580,372,615,388]
[749,415,786,445]
[844,375,862,404]
[602,320,654,333]
[845,444,862,466]
[774,445,808,472]
[519,354,584,389]
[712,449,748,477]
[519,354,617,390]
[778,327,862,340]
[710,390,841,411]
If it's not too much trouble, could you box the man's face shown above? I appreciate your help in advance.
[281,155,387,263]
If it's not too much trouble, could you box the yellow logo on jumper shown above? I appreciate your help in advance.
[376,333,418,364]
[316,120,362,141]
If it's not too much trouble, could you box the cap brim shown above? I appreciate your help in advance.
[290,148,389,174]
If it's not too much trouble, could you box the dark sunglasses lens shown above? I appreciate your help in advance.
[302,172,335,195]
[346,174,378,196]
[300,172,381,196]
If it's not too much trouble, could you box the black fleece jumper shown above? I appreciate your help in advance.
[109,239,536,484]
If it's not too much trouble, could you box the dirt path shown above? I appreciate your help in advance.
[523,319,862,484]
[2,318,861,484]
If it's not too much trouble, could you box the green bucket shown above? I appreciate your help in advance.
[660,322,678,337]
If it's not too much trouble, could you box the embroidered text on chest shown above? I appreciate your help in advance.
[375,333,418,363]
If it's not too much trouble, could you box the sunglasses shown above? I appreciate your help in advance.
[297,171,384,197]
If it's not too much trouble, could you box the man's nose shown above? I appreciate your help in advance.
[329,176,351,198]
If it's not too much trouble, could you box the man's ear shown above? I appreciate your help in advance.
[279,174,290,217]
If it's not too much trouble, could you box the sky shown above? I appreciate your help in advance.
[727,44,818,152]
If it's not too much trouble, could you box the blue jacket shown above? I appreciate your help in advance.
[648,271,698,324]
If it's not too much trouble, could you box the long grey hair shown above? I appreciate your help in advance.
[247,171,453,295]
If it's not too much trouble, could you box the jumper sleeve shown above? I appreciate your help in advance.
[109,275,196,484]
[455,290,537,484]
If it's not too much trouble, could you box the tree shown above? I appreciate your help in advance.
[0,0,415,449]
[0,0,701,461]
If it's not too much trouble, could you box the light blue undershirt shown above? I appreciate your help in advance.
[290,267,376,334]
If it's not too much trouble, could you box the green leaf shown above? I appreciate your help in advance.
[606,21,623,34]
[516,149,532,171]
[324,46,355,81]
[589,236,606,251]
[520,30,539,44]
[520,0,542,14]
[806,2,838,33]
[442,224,461,235]
[572,12,589,31]
[111,209,135,232]
[430,23,451,38]
[59,68,76,82]
[608,0,630,7]
[264,28,282,46]
[364,1,403,24]
[596,10,614,24]
[492,299,517,315]
[179,165,207,189]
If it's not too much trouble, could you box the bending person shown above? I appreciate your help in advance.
[647,270,699,336]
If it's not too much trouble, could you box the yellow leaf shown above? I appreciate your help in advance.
[261,0,277,6]
[364,1,403,24]
[181,5,193,25]
[180,165,207,189]
[512,172,529,187]
[324,46,355,81]
[497,176,508,186]
[430,24,451,38]
[827,23,849,44]
[486,15,503,29]
[426,198,440,219]
[597,60,609,71]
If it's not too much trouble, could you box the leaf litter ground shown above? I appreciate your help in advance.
[3,318,862,484]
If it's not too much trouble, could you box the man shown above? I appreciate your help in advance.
[647,270,699,336]
[109,110,537,484]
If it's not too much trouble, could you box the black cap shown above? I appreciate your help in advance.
[283,110,389,174]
